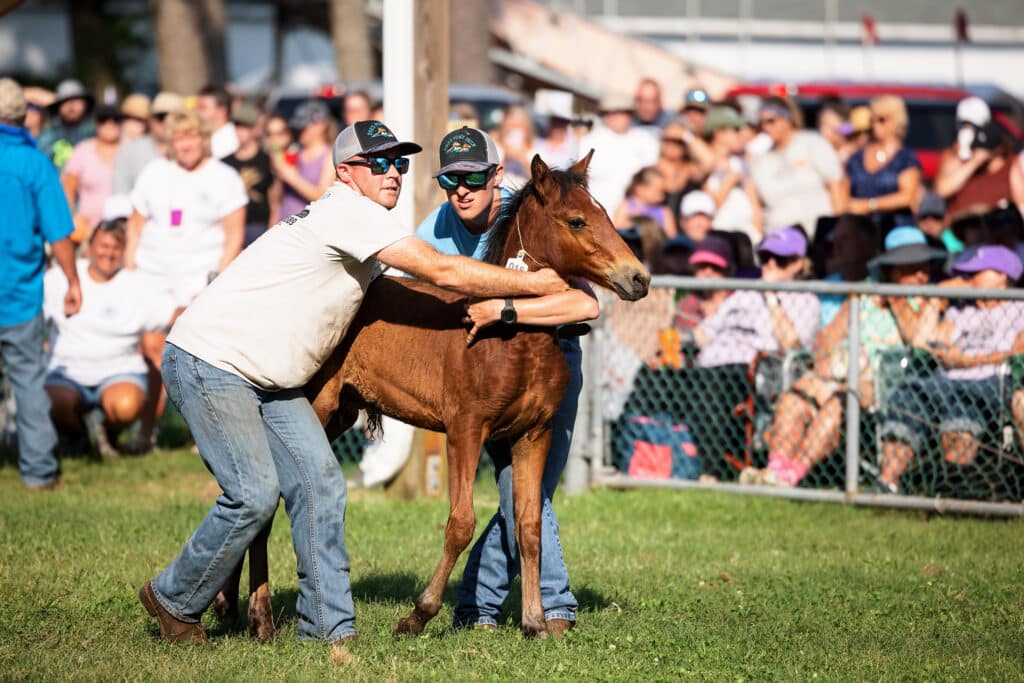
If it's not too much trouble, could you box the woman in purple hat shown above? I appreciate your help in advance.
[877,245,1024,492]
[628,228,819,481]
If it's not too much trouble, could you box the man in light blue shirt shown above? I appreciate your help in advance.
[415,127,598,634]
[0,78,81,489]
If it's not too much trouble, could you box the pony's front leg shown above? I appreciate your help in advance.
[395,424,483,636]
[511,428,553,639]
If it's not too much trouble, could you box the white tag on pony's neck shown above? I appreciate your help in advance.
[505,250,528,272]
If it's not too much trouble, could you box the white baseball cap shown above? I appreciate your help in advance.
[681,190,716,218]
[956,96,990,128]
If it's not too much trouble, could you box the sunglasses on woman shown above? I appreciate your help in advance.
[346,156,410,175]
[762,253,799,268]
[436,169,493,191]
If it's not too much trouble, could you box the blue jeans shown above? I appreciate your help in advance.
[879,375,1002,452]
[0,313,59,487]
[453,339,581,627]
[152,344,355,641]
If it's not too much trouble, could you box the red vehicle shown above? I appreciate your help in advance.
[724,82,1024,180]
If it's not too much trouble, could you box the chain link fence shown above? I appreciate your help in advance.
[584,276,1024,516]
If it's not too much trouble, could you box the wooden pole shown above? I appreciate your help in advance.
[382,0,450,497]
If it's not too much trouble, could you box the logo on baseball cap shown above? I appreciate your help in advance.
[332,120,423,167]
[434,126,500,177]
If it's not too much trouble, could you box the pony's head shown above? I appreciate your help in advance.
[487,152,650,301]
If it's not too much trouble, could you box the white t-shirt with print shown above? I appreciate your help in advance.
[167,182,411,391]
[44,260,175,386]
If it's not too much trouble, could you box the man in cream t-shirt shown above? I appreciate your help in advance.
[139,121,568,651]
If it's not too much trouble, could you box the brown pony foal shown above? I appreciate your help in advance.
[217,152,649,640]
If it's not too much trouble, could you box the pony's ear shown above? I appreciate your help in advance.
[570,149,594,177]
[530,154,556,202]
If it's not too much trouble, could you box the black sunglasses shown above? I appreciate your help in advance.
[346,156,410,175]
[437,169,493,191]
[762,253,799,268]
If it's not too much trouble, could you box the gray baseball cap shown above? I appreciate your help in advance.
[332,120,423,167]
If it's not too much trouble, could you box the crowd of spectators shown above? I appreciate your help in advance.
[4,70,1024,500]
[583,79,1024,496]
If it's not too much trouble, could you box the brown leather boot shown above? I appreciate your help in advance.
[139,582,209,645]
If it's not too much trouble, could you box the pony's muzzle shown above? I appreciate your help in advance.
[607,265,650,301]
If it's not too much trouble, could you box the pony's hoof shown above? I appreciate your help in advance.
[546,618,575,638]
[521,621,549,640]
[212,592,238,625]
[248,587,276,643]
[394,614,425,636]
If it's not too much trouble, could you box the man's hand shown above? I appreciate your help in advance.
[64,279,82,317]
[529,268,570,296]
[463,299,504,345]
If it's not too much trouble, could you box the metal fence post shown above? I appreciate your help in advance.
[844,295,861,497]
[589,320,607,485]
[564,334,591,495]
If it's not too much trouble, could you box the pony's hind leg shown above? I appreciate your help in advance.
[511,428,553,639]
[247,519,276,643]
[395,424,483,636]
[213,558,244,627]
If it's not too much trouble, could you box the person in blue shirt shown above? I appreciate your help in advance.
[415,126,599,635]
[0,78,82,490]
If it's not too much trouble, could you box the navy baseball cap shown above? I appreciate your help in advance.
[332,120,422,166]
[434,126,500,177]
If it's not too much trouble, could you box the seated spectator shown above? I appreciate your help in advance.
[842,96,921,235]
[878,246,1024,490]
[818,214,883,326]
[613,166,677,238]
[762,227,947,486]
[655,236,734,366]
[43,220,175,457]
[750,96,843,238]
[917,191,964,255]
[62,104,123,242]
[703,106,762,244]
[678,190,715,245]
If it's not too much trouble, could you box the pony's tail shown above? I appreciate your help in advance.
[365,407,384,440]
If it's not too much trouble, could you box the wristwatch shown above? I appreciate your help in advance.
[500,297,517,324]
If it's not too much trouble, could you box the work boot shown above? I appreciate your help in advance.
[139,582,209,645]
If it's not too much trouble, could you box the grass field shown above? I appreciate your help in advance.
[1,450,1022,682]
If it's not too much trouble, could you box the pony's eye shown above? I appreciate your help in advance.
[567,217,586,230]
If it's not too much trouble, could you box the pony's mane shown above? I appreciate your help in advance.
[483,167,589,266]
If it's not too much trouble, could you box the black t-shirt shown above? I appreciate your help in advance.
[224,149,273,226]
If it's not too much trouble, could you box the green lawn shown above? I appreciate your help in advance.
[0,450,1021,681]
